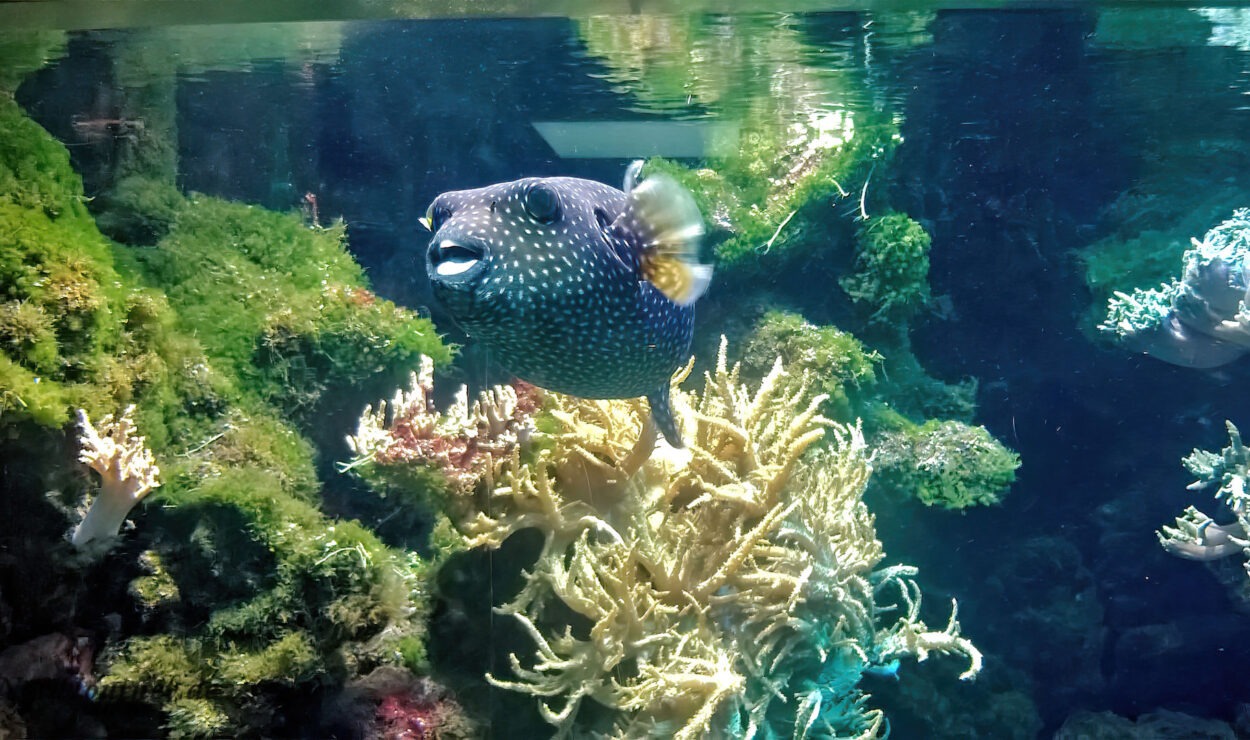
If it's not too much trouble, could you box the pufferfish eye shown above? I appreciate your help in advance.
[422,202,451,232]
[523,183,561,224]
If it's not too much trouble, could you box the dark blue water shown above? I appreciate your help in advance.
[19,8,1250,736]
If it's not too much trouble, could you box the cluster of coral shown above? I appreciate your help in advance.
[348,340,980,737]
[1100,209,1250,368]
[1158,422,1250,575]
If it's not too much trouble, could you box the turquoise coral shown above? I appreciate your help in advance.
[1100,209,1250,368]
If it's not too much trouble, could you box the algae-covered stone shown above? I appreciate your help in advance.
[874,419,1020,509]
[740,309,880,422]
[841,212,933,324]
[122,195,452,435]
[1,42,455,737]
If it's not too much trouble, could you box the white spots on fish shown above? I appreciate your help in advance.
[425,174,701,402]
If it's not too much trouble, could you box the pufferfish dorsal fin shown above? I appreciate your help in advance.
[614,171,712,306]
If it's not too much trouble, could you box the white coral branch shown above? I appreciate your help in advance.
[71,406,160,551]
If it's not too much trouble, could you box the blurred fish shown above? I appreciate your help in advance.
[423,162,711,447]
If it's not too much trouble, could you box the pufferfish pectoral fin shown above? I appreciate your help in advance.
[615,173,713,306]
[646,385,684,448]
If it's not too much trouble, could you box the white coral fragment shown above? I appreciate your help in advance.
[71,406,160,551]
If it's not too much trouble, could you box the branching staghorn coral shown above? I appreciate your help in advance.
[350,339,980,738]
[71,405,160,553]
[345,355,539,499]
[1159,421,1250,570]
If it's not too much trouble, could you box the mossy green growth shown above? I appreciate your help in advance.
[577,15,901,275]
[645,115,897,273]
[100,631,320,739]
[95,175,186,247]
[101,453,428,735]
[0,353,69,427]
[840,212,932,324]
[129,550,182,613]
[0,93,163,429]
[0,76,217,441]
[3,38,444,739]
[873,418,1019,509]
[163,697,232,740]
[739,309,879,421]
[122,196,452,428]
[0,96,90,220]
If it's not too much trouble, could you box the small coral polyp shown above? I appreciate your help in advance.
[350,338,981,738]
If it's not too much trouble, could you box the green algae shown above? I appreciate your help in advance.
[0,95,131,427]
[646,118,894,274]
[740,309,880,422]
[0,32,65,94]
[874,417,1020,510]
[0,44,453,737]
[121,196,451,428]
[842,212,932,325]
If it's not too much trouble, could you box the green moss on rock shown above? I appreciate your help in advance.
[1,57,452,737]
[841,212,932,324]
[874,418,1020,510]
[123,196,452,428]
[739,309,879,421]
[0,96,134,427]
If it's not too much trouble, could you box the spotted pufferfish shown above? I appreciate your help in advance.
[422,162,712,448]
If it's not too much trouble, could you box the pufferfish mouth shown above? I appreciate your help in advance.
[427,239,487,281]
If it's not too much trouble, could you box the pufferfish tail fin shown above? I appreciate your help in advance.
[616,171,712,306]
[646,385,684,448]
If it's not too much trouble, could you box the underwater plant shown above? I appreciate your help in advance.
[0,89,135,429]
[349,339,981,738]
[645,112,893,275]
[840,212,933,326]
[738,309,880,423]
[1100,209,1250,368]
[120,194,451,436]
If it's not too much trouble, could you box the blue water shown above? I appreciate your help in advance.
[15,8,1250,737]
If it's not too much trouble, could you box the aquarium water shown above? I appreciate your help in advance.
[3,3,1250,738]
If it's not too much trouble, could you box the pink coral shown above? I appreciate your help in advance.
[376,691,442,739]
[348,355,542,495]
